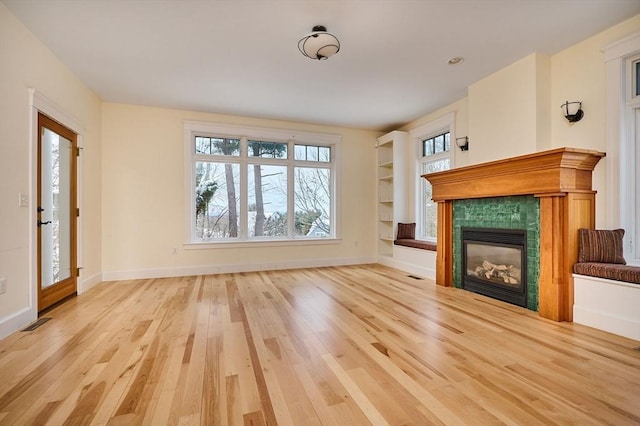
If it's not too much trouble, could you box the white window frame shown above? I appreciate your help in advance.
[410,113,455,242]
[183,121,341,248]
[604,32,640,266]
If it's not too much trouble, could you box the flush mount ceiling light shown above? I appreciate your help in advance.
[298,25,340,60]
[448,56,464,65]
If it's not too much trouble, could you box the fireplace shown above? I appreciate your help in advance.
[423,148,605,321]
[462,227,527,307]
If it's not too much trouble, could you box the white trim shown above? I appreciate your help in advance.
[604,32,640,265]
[81,272,103,293]
[183,121,342,146]
[28,88,85,315]
[184,121,341,244]
[380,246,437,280]
[573,273,640,340]
[27,89,39,324]
[0,307,36,340]
[76,136,85,293]
[183,125,194,243]
[184,237,340,250]
[29,89,84,133]
[603,32,640,63]
[102,257,376,282]
[409,113,455,143]
[409,112,455,242]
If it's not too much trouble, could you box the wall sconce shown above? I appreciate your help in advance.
[298,25,340,60]
[456,136,469,151]
[561,101,584,123]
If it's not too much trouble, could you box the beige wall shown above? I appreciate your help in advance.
[468,53,545,164]
[550,15,640,228]
[101,103,379,277]
[404,14,639,229]
[0,3,102,329]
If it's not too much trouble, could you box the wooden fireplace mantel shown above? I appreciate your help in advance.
[423,147,605,322]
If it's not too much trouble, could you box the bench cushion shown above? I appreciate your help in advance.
[577,228,626,265]
[573,262,640,284]
[394,239,437,251]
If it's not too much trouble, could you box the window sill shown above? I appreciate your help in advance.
[184,238,342,250]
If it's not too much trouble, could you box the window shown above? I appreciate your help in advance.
[422,132,451,156]
[627,56,640,264]
[410,113,454,242]
[420,132,451,241]
[186,122,339,244]
[604,33,640,266]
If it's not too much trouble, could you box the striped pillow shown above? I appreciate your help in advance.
[577,228,626,265]
[396,223,416,240]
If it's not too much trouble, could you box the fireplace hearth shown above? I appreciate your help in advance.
[462,228,527,307]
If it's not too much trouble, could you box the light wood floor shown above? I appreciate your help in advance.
[1,264,639,425]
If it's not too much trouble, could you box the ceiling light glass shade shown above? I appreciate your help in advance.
[561,101,584,123]
[298,25,340,60]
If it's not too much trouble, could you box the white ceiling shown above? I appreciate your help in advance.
[3,0,640,131]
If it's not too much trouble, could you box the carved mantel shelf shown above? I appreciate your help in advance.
[423,147,606,322]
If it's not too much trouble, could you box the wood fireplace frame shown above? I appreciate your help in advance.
[423,147,605,322]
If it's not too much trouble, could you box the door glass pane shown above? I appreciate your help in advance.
[41,128,72,288]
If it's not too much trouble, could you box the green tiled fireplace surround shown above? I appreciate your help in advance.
[452,195,540,311]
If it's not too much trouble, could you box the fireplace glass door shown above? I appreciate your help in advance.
[462,228,527,307]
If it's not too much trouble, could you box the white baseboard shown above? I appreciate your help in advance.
[378,253,436,280]
[79,272,103,294]
[377,246,437,280]
[102,256,377,282]
[573,305,640,341]
[0,306,37,340]
[573,273,640,341]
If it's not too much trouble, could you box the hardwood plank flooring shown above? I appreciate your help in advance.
[1,264,639,425]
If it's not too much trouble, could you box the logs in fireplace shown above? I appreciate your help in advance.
[462,228,527,307]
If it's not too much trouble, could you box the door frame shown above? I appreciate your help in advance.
[37,113,78,311]
[28,89,84,317]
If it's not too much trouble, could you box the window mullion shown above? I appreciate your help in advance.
[239,137,248,240]
[190,157,197,243]
[288,141,295,238]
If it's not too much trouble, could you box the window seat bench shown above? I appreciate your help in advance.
[387,223,437,280]
[571,228,639,340]
[573,270,640,341]
[393,239,436,251]
[573,262,640,284]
